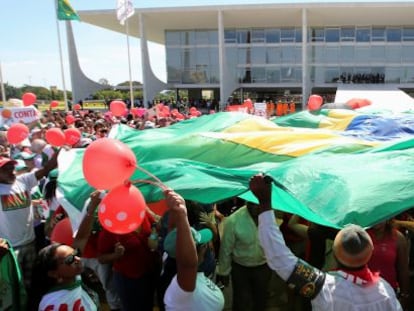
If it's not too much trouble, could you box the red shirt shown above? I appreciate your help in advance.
[367,229,398,289]
[97,211,159,278]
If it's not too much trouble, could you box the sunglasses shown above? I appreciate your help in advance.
[63,248,80,265]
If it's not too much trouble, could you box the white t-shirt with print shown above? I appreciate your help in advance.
[164,272,224,311]
[0,172,38,247]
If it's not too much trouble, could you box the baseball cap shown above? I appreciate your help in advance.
[0,157,17,168]
[163,227,213,258]
[332,224,373,268]
[48,168,58,179]
[13,151,36,160]
[15,159,28,172]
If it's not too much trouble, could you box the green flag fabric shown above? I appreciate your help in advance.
[57,110,414,230]
[57,0,80,21]
[0,240,27,311]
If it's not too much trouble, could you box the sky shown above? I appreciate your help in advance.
[0,0,404,91]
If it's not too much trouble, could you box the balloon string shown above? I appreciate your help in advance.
[131,177,168,192]
[135,165,165,186]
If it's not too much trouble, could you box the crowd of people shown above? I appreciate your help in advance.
[0,103,413,311]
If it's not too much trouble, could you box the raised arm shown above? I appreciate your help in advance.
[249,174,325,300]
[34,148,59,180]
[72,190,102,253]
[164,189,197,292]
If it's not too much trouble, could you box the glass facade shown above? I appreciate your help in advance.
[165,26,414,85]
[166,30,219,84]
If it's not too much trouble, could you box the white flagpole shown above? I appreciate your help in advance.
[54,0,69,111]
[0,61,6,105]
[125,19,134,107]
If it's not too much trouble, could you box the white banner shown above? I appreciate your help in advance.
[0,106,40,127]
[116,0,135,25]
[254,102,267,117]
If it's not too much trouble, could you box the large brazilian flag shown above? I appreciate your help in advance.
[57,110,414,229]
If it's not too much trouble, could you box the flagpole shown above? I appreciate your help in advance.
[125,19,134,107]
[54,0,69,112]
[0,61,6,105]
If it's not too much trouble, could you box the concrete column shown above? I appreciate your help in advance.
[139,13,166,107]
[301,8,310,110]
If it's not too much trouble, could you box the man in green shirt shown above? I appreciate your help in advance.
[216,202,271,311]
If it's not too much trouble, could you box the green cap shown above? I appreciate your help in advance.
[163,227,213,258]
[48,168,59,179]
[13,151,36,160]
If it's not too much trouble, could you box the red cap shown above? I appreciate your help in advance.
[0,157,17,168]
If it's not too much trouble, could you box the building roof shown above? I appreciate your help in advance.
[79,2,414,44]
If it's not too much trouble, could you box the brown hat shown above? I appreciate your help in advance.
[333,224,373,268]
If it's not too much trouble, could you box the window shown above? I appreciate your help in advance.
[266,29,280,43]
[208,31,218,45]
[371,46,385,62]
[355,47,370,63]
[165,31,181,46]
[340,46,354,63]
[372,27,385,42]
[325,28,340,42]
[224,30,236,43]
[251,47,266,64]
[195,31,209,45]
[341,27,355,42]
[251,29,265,43]
[403,27,414,42]
[281,46,295,63]
[385,67,401,83]
[267,47,281,64]
[252,67,266,82]
[266,68,280,83]
[387,46,402,62]
[196,48,209,66]
[403,67,414,83]
[281,28,295,42]
[386,28,401,42]
[356,28,370,42]
[311,28,324,42]
[183,31,196,45]
[325,47,339,63]
[238,47,249,65]
[402,46,414,62]
[237,29,249,44]
[295,28,302,42]
[325,67,340,83]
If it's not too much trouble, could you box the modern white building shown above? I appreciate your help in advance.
[70,1,414,109]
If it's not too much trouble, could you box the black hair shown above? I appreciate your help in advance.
[43,179,57,202]
[28,243,62,310]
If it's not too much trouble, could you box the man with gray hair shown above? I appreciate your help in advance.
[249,173,403,311]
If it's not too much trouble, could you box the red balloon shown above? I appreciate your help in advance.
[130,107,138,116]
[136,108,146,117]
[308,95,323,111]
[65,114,75,125]
[73,104,82,111]
[7,123,29,144]
[110,101,127,117]
[346,98,372,109]
[64,128,81,146]
[82,138,137,190]
[50,100,59,108]
[45,127,66,147]
[22,92,37,106]
[50,218,74,245]
[98,183,147,234]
